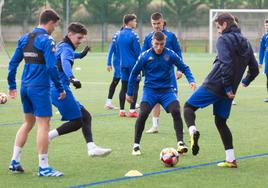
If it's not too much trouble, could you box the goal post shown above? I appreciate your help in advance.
[209,9,268,54]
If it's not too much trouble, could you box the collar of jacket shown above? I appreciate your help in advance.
[152,47,166,57]
[63,36,76,50]
[222,25,241,34]
[34,27,48,34]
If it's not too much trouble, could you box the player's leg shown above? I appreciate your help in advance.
[214,116,237,168]
[80,107,112,157]
[36,117,64,176]
[128,80,139,118]
[183,86,219,155]
[213,99,237,168]
[166,100,188,154]
[183,102,200,155]
[119,80,128,116]
[105,77,120,109]
[119,67,129,116]
[9,113,35,173]
[265,74,268,102]
[132,102,153,155]
[9,86,36,173]
[49,118,83,140]
[146,104,160,134]
[158,89,187,154]
[80,107,93,143]
[30,86,63,176]
[49,87,83,140]
[132,87,156,155]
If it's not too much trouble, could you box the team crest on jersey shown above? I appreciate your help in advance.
[164,55,170,61]
[148,56,153,61]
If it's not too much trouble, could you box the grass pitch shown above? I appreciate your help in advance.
[0,52,267,188]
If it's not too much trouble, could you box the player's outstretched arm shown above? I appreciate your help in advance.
[74,46,90,59]
[241,44,259,87]
[259,35,266,67]
[7,36,24,92]
[172,52,195,85]
[127,55,144,97]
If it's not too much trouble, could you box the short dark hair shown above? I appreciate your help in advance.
[39,9,60,24]
[153,31,166,41]
[214,12,236,30]
[123,14,137,25]
[68,22,87,35]
[265,19,268,23]
[151,12,163,21]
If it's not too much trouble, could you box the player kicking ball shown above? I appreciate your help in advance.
[49,22,112,157]
[183,13,259,168]
[126,31,196,156]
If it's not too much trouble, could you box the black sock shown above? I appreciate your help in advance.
[81,107,93,143]
[130,81,139,109]
[56,118,83,136]
[168,101,184,142]
[108,77,120,99]
[183,102,198,128]
[134,102,152,144]
[215,116,233,150]
[119,80,128,110]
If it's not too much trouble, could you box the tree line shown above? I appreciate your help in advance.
[2,0,268,29]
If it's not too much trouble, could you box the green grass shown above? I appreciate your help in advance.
[0,52,268,188]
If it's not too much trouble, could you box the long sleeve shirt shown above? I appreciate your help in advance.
[127,48,195,96]
[8,27,63,92]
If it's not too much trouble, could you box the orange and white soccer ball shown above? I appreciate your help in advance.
[0,93,8,104]
[160,147,179,167]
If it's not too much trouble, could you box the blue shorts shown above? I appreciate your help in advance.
[20,86,52,117]
[187,86,232,119]
[113,65,121,79]
[51,86,82,121]
[121,67,133,81]
[141,87,178,112]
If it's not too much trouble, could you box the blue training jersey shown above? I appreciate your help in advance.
[107,31,120,67]
[127,48,195,96]
[52,38,81,88]
[259,33,268,68]
[142,29,184,91]
[7,27,63,92]
[117,27,141,68]
[141,29,182,58]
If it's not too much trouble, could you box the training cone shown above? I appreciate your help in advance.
[125,170,143,177]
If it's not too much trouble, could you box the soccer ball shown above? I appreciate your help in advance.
[0,93,8,104]
[160,147,179,167]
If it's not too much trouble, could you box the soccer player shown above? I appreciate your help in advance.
[259,19,268,102]
[104,27,123,109]
[49,22,112,157]
[126,31,196,155]
[183,13,259,168]
[117,14,141,117]
[7,9,66,176]
[142,12,184,134]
